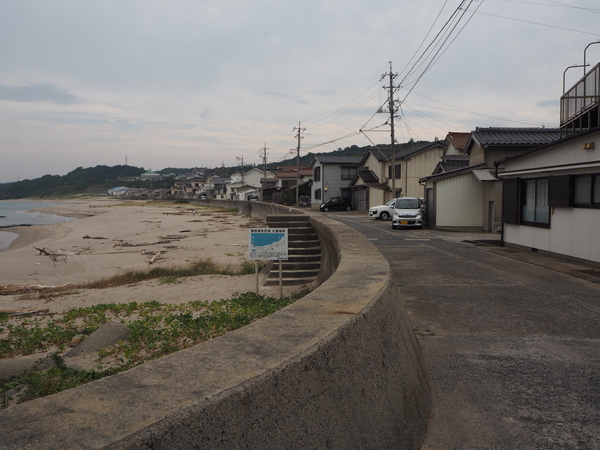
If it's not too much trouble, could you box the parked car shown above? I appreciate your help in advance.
[319,196,352,212]
[392,197,424,229]
[298,195,311,207]
[247,195,259,201]
[369,198,397,220]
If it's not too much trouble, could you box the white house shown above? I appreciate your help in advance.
[108,186,129,196]
[499,123,600,264]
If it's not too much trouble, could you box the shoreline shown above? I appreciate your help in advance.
[0,224,50,252]
[0,199,277,313]
[0,199,85,252]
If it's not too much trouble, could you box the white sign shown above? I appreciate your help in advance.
[248,228,288,260]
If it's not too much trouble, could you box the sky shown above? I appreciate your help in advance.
[1,0,599,183]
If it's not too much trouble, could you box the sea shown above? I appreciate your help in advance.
[0,201,75,251]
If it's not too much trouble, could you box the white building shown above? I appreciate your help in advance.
[499,127,600,263]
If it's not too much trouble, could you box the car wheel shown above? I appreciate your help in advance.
[346,206,351,211]
[379,211,390,221]
[323,207,329,212]
[392,225,397,230]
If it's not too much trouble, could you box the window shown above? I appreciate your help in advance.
[314,188,321,200]
[388,164,401,179]
[502,177,550,227]
[341,167,356,180]
[314,166,321,182]
[521,178,549,225]
[574,174,600,206]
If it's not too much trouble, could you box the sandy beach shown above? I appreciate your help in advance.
[0,198,276,314]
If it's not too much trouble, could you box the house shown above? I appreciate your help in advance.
[140,170,161,180]
[421,128,562,232]
[497,61,600,264]
[498,127,600,263]
[171,178,205,199]
[431,132,471,175]
[310,156,362,208]
[275,166,312,189]
[107,186,129,196]
[349,141,445,211]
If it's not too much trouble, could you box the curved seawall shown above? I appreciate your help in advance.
[0,201,431,449]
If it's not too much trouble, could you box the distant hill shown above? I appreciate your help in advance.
[0,165,147,199]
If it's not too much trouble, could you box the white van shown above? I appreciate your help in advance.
[392,197,424,229]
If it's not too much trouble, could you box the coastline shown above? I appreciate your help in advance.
[0,225,49,252]
[0,199,276,314]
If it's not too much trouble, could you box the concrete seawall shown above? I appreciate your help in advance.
[0,202,431,449]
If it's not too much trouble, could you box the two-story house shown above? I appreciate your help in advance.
[349,141,445,211]
[311,156,362,209]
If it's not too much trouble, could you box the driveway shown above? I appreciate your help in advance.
[328,212,600,450]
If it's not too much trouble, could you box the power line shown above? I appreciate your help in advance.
[473,10,600,36]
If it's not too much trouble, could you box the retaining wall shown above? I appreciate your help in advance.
[0,201,431,449]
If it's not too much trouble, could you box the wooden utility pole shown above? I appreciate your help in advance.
[293,122,306,206]
[381,62,399,198]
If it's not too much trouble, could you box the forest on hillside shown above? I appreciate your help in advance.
[0,165,148,199]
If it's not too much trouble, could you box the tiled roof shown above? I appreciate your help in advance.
[357,170,379,183]
[471,127,562,148]
[369,141,439,162]
[313,156,363,164]
[446,132,470,151]
[439,155,470,172]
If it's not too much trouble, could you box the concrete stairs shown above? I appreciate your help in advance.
[263,215,321,287]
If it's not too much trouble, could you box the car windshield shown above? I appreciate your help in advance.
[395,198,420,209]
[385,199,396,206]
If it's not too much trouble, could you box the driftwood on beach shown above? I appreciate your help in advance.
[0,283,75,295]
[33,246,91,262]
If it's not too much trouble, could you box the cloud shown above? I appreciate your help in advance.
[199,107,211,119]
[537,99,559,109]
[0,82,82,104]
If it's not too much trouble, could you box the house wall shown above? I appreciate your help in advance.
[311,161,324,208]
[504,208,600,263]
[244,169,275,188]
[362,153,385,178]
[469,144,485,165]
[404,147,444,198]
[435,173,483,229]
[481,181,503,233]
[445,142,463,156]
[322,164,352,201]
[501,130,600,263]
[485,147,537,169]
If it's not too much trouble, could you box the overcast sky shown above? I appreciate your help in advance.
[1,0,599,183]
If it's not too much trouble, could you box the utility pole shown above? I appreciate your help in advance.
[260,144,268,201]
[380,61,399,198]
[293,122,306,206]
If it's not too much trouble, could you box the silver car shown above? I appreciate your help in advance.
[392,197,424,229]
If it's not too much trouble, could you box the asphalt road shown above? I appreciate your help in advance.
[327,212,600,450]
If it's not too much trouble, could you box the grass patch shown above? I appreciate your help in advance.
[80,258,263,290]
[1,291,303,407]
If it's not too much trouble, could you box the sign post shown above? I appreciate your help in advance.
[248,228,288,297]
